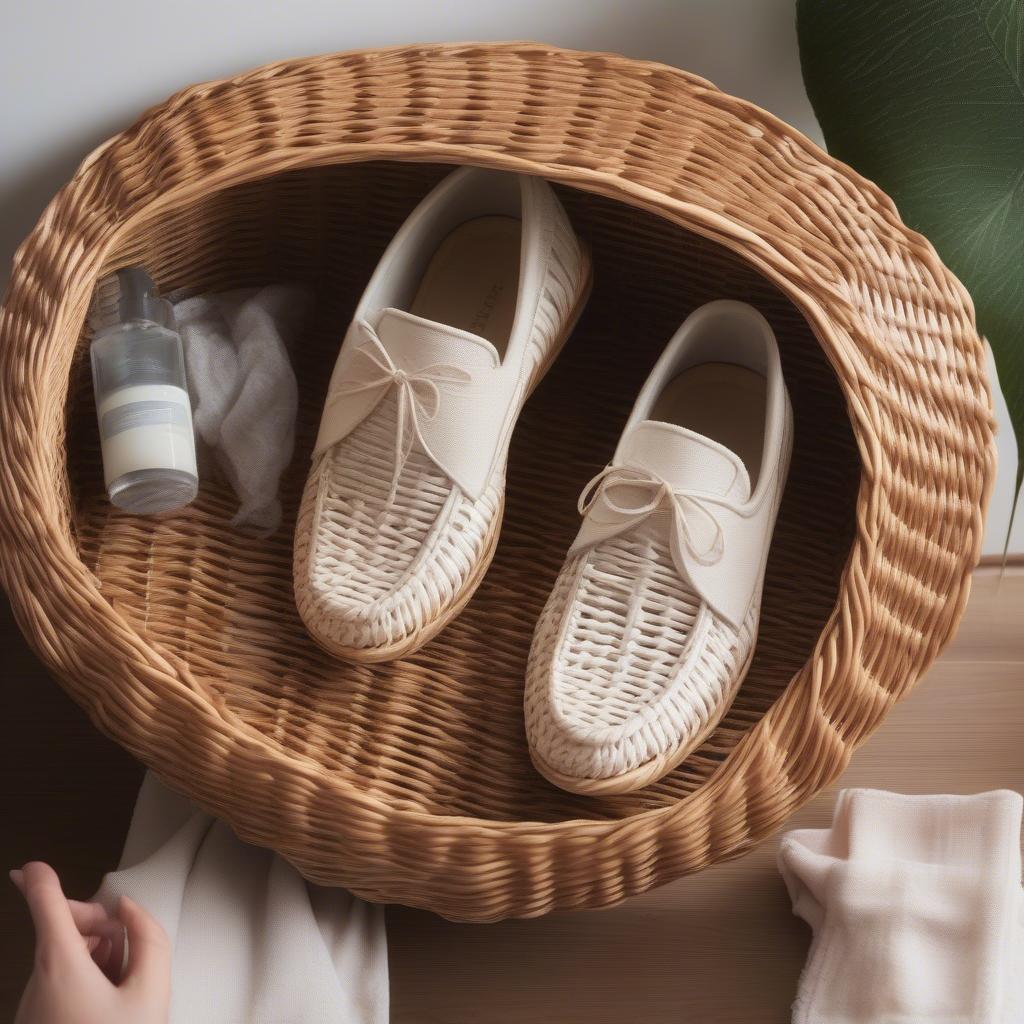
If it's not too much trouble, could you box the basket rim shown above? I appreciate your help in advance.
[0,42,996,905]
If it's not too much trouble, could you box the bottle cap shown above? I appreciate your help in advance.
[89,267,175,335]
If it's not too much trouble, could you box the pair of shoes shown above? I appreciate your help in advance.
[294,167,792,795]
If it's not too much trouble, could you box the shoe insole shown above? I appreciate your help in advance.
[410,215,521,359]
[649,363,767,490]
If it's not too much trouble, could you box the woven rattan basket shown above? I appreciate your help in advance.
[0,43,995,921]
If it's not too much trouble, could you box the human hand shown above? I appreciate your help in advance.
[11,861,170,1024]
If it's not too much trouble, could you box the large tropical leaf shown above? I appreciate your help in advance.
[797,0,1024,482]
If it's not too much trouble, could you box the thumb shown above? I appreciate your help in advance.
[12,862,86,962]
[118,896,171,995]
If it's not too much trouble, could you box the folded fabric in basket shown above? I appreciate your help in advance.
[96,773,388,1024]
[779,788,1024,1024]
[173,285,311,533]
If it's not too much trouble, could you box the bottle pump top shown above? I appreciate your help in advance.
[89,267,175,337]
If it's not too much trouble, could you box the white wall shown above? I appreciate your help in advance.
[2,0,1019,553]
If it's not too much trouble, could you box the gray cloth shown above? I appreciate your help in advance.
[174,285,310,532]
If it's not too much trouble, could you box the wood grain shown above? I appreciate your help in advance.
[3,567,1021,1022]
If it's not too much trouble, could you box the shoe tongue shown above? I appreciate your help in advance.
[373,307,501,371]
[618,421,751,501]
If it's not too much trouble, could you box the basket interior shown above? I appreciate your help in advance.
[67,161,860,824]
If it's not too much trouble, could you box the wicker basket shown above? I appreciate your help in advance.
[0,43,995,922]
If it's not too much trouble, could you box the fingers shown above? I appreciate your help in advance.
[118,896,170,995]
[67,898,116,934]
[69,901,126,981]
[69,899,125,943]
[91,935,119,981]
[10,865,169,994]
[10,862,85,962]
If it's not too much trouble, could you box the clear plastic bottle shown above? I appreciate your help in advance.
[89,268,198,514]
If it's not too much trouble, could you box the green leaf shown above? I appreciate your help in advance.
[797,0,1024,485]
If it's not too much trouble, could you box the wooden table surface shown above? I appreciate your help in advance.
[3,568,1022,1023]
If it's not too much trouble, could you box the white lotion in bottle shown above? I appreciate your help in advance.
[89,268,198,514]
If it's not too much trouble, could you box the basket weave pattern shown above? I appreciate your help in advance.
[0,44,994,921]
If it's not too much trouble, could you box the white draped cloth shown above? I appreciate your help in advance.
[96,773,389,1024]
[779,788,1024,1024]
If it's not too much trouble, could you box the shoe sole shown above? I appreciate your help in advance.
[310,245,594,665]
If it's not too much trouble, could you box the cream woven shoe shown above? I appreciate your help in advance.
[295,167,591,662]
[525,301,792,794]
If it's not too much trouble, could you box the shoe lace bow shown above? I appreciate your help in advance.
[578,464,734,567]
[327,319,472,507]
